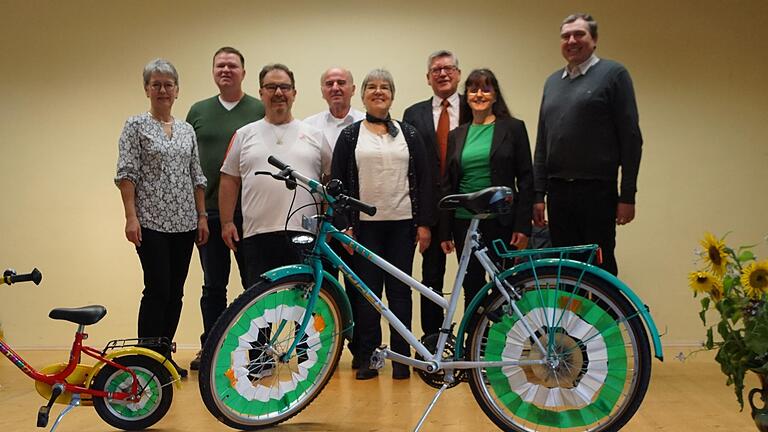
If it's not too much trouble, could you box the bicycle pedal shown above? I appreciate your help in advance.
[37,406,50,428]
[370,346,387,370]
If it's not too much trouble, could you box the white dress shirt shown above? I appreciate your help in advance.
[304,107,365,151]
[431,91,460,131]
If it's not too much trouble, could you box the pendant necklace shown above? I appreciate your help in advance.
[272,123,290,145]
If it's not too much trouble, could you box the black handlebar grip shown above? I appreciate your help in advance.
[267,156,289,170]
[9,268,42,285]
[347,197,377,217]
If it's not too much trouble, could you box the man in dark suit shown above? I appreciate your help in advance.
[403,50,463,341]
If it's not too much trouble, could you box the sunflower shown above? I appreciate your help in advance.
[689,271,722,298]
[740,260,768,299]
[700,232,728,275]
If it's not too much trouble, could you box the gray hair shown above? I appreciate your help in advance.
[361,68,395,98]
[142,58,179,86]
[427,50,459,70]
[561,13,598,39]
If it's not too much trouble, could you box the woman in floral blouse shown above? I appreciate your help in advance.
[115,58,208,376]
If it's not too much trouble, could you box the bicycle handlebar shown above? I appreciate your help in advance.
[267,155,377,217]
[2,268,42,285]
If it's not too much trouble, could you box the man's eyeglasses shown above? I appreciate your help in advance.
[429,65,458,76]
[261,83,294,93]
[149,82,177,92]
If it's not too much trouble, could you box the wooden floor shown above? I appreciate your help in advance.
[0,349,761,431]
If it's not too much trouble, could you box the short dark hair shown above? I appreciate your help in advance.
[213,47,245,68]
[561,13,598,39]
[259,63,295,87]
[460,68,513,123]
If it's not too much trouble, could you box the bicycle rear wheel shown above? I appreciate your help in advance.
[466,267,651,431]
[198,274,344,430]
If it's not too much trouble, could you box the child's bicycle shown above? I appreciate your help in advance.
[198,156,664,431]
[1,268,182,431]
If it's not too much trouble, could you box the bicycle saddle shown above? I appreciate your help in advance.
[438,186,514,216]
[49,305,107,325]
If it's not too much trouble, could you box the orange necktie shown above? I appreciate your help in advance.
[436,99,450,176]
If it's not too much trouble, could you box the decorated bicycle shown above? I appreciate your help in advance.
[198,156,664,431]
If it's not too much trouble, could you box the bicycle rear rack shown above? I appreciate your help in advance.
[101,337,174,356]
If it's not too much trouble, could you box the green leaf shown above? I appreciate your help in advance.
[737,250,755,263]
[745,317,768,354]
[706,327,714,349]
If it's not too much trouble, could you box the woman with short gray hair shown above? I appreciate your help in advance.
[331,68,434,380]
[115,58,208,377]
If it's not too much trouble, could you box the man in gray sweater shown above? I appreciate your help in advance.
[533,13,643,275]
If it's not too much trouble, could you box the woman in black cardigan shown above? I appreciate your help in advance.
[439,68,534,308]
[331,68,434,380]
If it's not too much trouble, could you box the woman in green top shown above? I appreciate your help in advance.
[439,68,534,308]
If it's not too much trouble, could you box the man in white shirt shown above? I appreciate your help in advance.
[304,67,365,150]
[220,63,331,285]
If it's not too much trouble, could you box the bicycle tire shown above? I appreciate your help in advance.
[199,274,344,430]
[91,354,173,430]
[466,267,652,431]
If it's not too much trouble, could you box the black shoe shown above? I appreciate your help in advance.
[351,356,362,370]
[169,358,188,378]
[190,350,202,371]
[392,363,410,380]
[355,363,378,380]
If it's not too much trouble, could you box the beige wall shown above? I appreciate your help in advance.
[0,0,766,349]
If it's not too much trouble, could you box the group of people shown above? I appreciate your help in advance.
[114,13,642,380]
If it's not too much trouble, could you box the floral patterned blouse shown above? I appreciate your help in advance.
[115,112,207,233]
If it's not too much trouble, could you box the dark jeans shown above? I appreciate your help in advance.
[353,220,414,362]
[547,179,618,275]
[419,220,447,338]
[452,218,513,310]
[241,231,302,288]
[197,211,247,345]
[136,228,195,346]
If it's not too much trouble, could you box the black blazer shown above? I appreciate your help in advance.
[402,95,467,224]
[439,116,534,241]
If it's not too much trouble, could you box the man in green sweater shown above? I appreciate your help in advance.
[186,47,265,370]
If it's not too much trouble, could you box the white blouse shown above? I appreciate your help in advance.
[355,122,412,222]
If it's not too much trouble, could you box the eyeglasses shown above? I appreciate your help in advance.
[149,82,177,92]
[429,65,458,76]
[364,84,392,92]
[261,83,294,93]
[467,85,494,95]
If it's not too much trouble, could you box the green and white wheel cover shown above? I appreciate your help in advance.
[104,368,159,418]
[484,289,628,427]
[214,289,337,417]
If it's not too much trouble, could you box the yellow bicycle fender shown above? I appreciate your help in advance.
[86,347,182,389]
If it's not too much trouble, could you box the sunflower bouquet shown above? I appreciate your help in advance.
[689,232,768,408]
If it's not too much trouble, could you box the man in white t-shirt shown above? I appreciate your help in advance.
[303,67,365,150]
[220,63,331,285]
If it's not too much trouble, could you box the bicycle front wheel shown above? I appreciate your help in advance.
[198,274,344,430]
[466,267,651,431]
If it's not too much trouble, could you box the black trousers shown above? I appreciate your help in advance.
[451,218,513,310]
[547,179,618,275]
[241,231,302,288]
[197,211,247,345]
[136,228,195,345]
[419,220,447,338]
[323,240,360,355]
[353,220,414,362]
